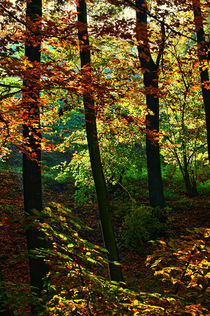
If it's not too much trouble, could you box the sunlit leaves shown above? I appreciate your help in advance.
[36,203,171,315]
[147,227,209,314]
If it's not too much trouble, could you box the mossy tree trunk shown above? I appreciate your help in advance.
[77,0,123,282]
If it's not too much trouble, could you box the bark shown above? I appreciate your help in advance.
[77,0,123,282]
[183,150,197,196]
[192,0,210,161]
[22,0,47,295]
[136,0,165,208]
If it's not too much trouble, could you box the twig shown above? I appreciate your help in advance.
[0,4,36,35]
[122,0,197,42]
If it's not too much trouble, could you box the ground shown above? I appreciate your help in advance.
[0,169,209,313]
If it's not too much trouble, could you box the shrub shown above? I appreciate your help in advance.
[146,228,209,315]
[121,206,168,250]
[37,203,166,315]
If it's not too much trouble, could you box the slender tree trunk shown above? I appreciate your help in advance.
[183,163,193,197]
[181,99,198,197]
[192,0,210,161]
[23,0,47,294]
[136,0,165,208]
[183,163,198,197]
[77,0,123,282]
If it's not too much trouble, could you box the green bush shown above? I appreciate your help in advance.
[121,206,168,250]
[164,188,179,200]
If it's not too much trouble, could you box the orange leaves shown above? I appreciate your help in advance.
[148,227,209,307]
[42,141,56,152]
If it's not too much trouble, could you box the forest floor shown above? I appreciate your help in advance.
[1,170,209,300]
[44,177,209,293]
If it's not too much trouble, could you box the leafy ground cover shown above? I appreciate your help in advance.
[0,168,209,314]
[0,171,31,314]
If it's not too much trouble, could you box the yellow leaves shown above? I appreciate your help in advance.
[204,229,210,238]
[59,215,66,222]
[150,259,162,268]
[22,58,33,71]
[171,277,178,285]
[158,240,166,245]
[194,60,209,71]
[58,233,67,241]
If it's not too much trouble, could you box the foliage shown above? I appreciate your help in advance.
[0,0,209,314]
[121,206,168,250]
[146,227,210,315]
[55,122,145,204]
[0,280,45,315]
[37,203,168,315]
[160,36,208,196]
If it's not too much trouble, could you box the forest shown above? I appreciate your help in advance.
[0,0,209,315]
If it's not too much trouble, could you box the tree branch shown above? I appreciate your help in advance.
[122,0,197,42]
[0,4,36,35]
[0,89,22,101]
[0,83,20,88]
[156,19,165,68]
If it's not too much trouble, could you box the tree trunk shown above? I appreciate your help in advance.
[182,123,198,197]
[183,173,198,197]
[77,0,123,282]
[192,0,210,161]
[22,0,47,295]
[183,165,198,197]
[136,0,165,208]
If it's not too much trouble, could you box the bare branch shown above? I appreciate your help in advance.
[0,83,20,88]
[0,89,22,101]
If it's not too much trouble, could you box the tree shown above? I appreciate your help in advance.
[192,0,209,161]
[22,0,47,294]
[160,41,206,196]
[77,0,123,282]
[136,0,165,208]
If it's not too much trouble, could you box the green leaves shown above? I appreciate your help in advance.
[35,203,170,315]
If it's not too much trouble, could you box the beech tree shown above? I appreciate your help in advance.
[0,0,209,313]
[77,0,123,281]
[160,41,205,197]
[192,0,209,161]
[22,0,47,293]
[136,0,165,208]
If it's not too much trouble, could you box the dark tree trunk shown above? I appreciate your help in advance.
[192,0,210,161]
[183,163,198,197]
[145,70,165,208]
[22,0,47,294]
[184,175,197,197]
[136,0,165,208]
[77,0,123,282]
